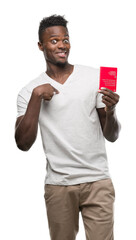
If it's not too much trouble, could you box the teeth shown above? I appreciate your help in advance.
[58,52,66,56]
[57,52,67,57]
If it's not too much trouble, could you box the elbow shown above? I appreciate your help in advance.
[15,140,31,151]
[104,123,121,143]
[104,132,120,143]
[107,137,118,143]
[15,135,32,151]
[16,143,31,151]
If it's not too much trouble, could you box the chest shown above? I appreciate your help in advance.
[40,77,97,118]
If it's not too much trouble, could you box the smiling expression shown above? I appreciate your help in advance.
[38,26,71,66]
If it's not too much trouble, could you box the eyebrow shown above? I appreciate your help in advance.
[49,34,69,38]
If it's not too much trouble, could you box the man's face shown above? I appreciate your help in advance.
[38,26,70,66]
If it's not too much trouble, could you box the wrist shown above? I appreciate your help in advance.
[105,105,116,113]
[32,88,43,100]
[105,106,116,118]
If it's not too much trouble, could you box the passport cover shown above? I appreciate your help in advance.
[99,66,117,92]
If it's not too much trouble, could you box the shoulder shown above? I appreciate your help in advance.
[18,72,49,101]
[20,72,48,93]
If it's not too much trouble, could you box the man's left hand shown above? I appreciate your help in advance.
[98,87,120,112]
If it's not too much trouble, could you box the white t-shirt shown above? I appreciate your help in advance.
[17,65,110,185]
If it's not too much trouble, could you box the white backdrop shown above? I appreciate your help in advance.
[0,0,136,239]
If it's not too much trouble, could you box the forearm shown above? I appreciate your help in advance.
[15,91,42,151]
[15,83,59,151]
[103,109,121,142]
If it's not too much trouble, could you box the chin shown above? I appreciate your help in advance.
[56,61,68,68]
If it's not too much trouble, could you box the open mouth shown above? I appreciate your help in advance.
[56,51,67,58]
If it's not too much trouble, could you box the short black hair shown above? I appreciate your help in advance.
[38,14,68,43]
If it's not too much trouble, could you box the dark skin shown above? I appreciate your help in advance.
[97,88,121,142]
[15,26,121,151]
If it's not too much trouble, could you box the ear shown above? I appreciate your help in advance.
[38,42,44,51]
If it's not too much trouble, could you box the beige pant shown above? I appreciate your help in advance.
[44,178,115,240]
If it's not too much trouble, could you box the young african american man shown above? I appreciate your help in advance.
[15,15,121,240]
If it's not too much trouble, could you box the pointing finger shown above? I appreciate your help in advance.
[53,87,59,94]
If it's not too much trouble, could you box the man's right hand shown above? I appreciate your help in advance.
[15,84,59,151]
[33,83,59,101]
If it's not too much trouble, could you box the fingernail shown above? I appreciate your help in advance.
[101,87,106,89]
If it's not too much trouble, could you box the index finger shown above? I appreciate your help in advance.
[52,86,59,94]
[100,87,115,93]
[98,88,117,100]
[98,87,116,96]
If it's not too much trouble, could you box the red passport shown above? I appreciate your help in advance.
[99,67,117,92]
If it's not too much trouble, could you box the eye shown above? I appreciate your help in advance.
[63,39,69,44]
[51,39,57,44]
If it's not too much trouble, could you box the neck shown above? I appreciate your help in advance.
[46,62,73,79]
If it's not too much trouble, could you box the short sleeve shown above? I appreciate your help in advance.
[16,87,31,118]
[96,92,105,109]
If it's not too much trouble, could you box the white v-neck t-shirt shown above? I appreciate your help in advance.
[17,65,110,185]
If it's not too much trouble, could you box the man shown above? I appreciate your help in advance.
[15,15,121,240]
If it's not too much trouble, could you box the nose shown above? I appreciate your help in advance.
[58,41,66,49]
